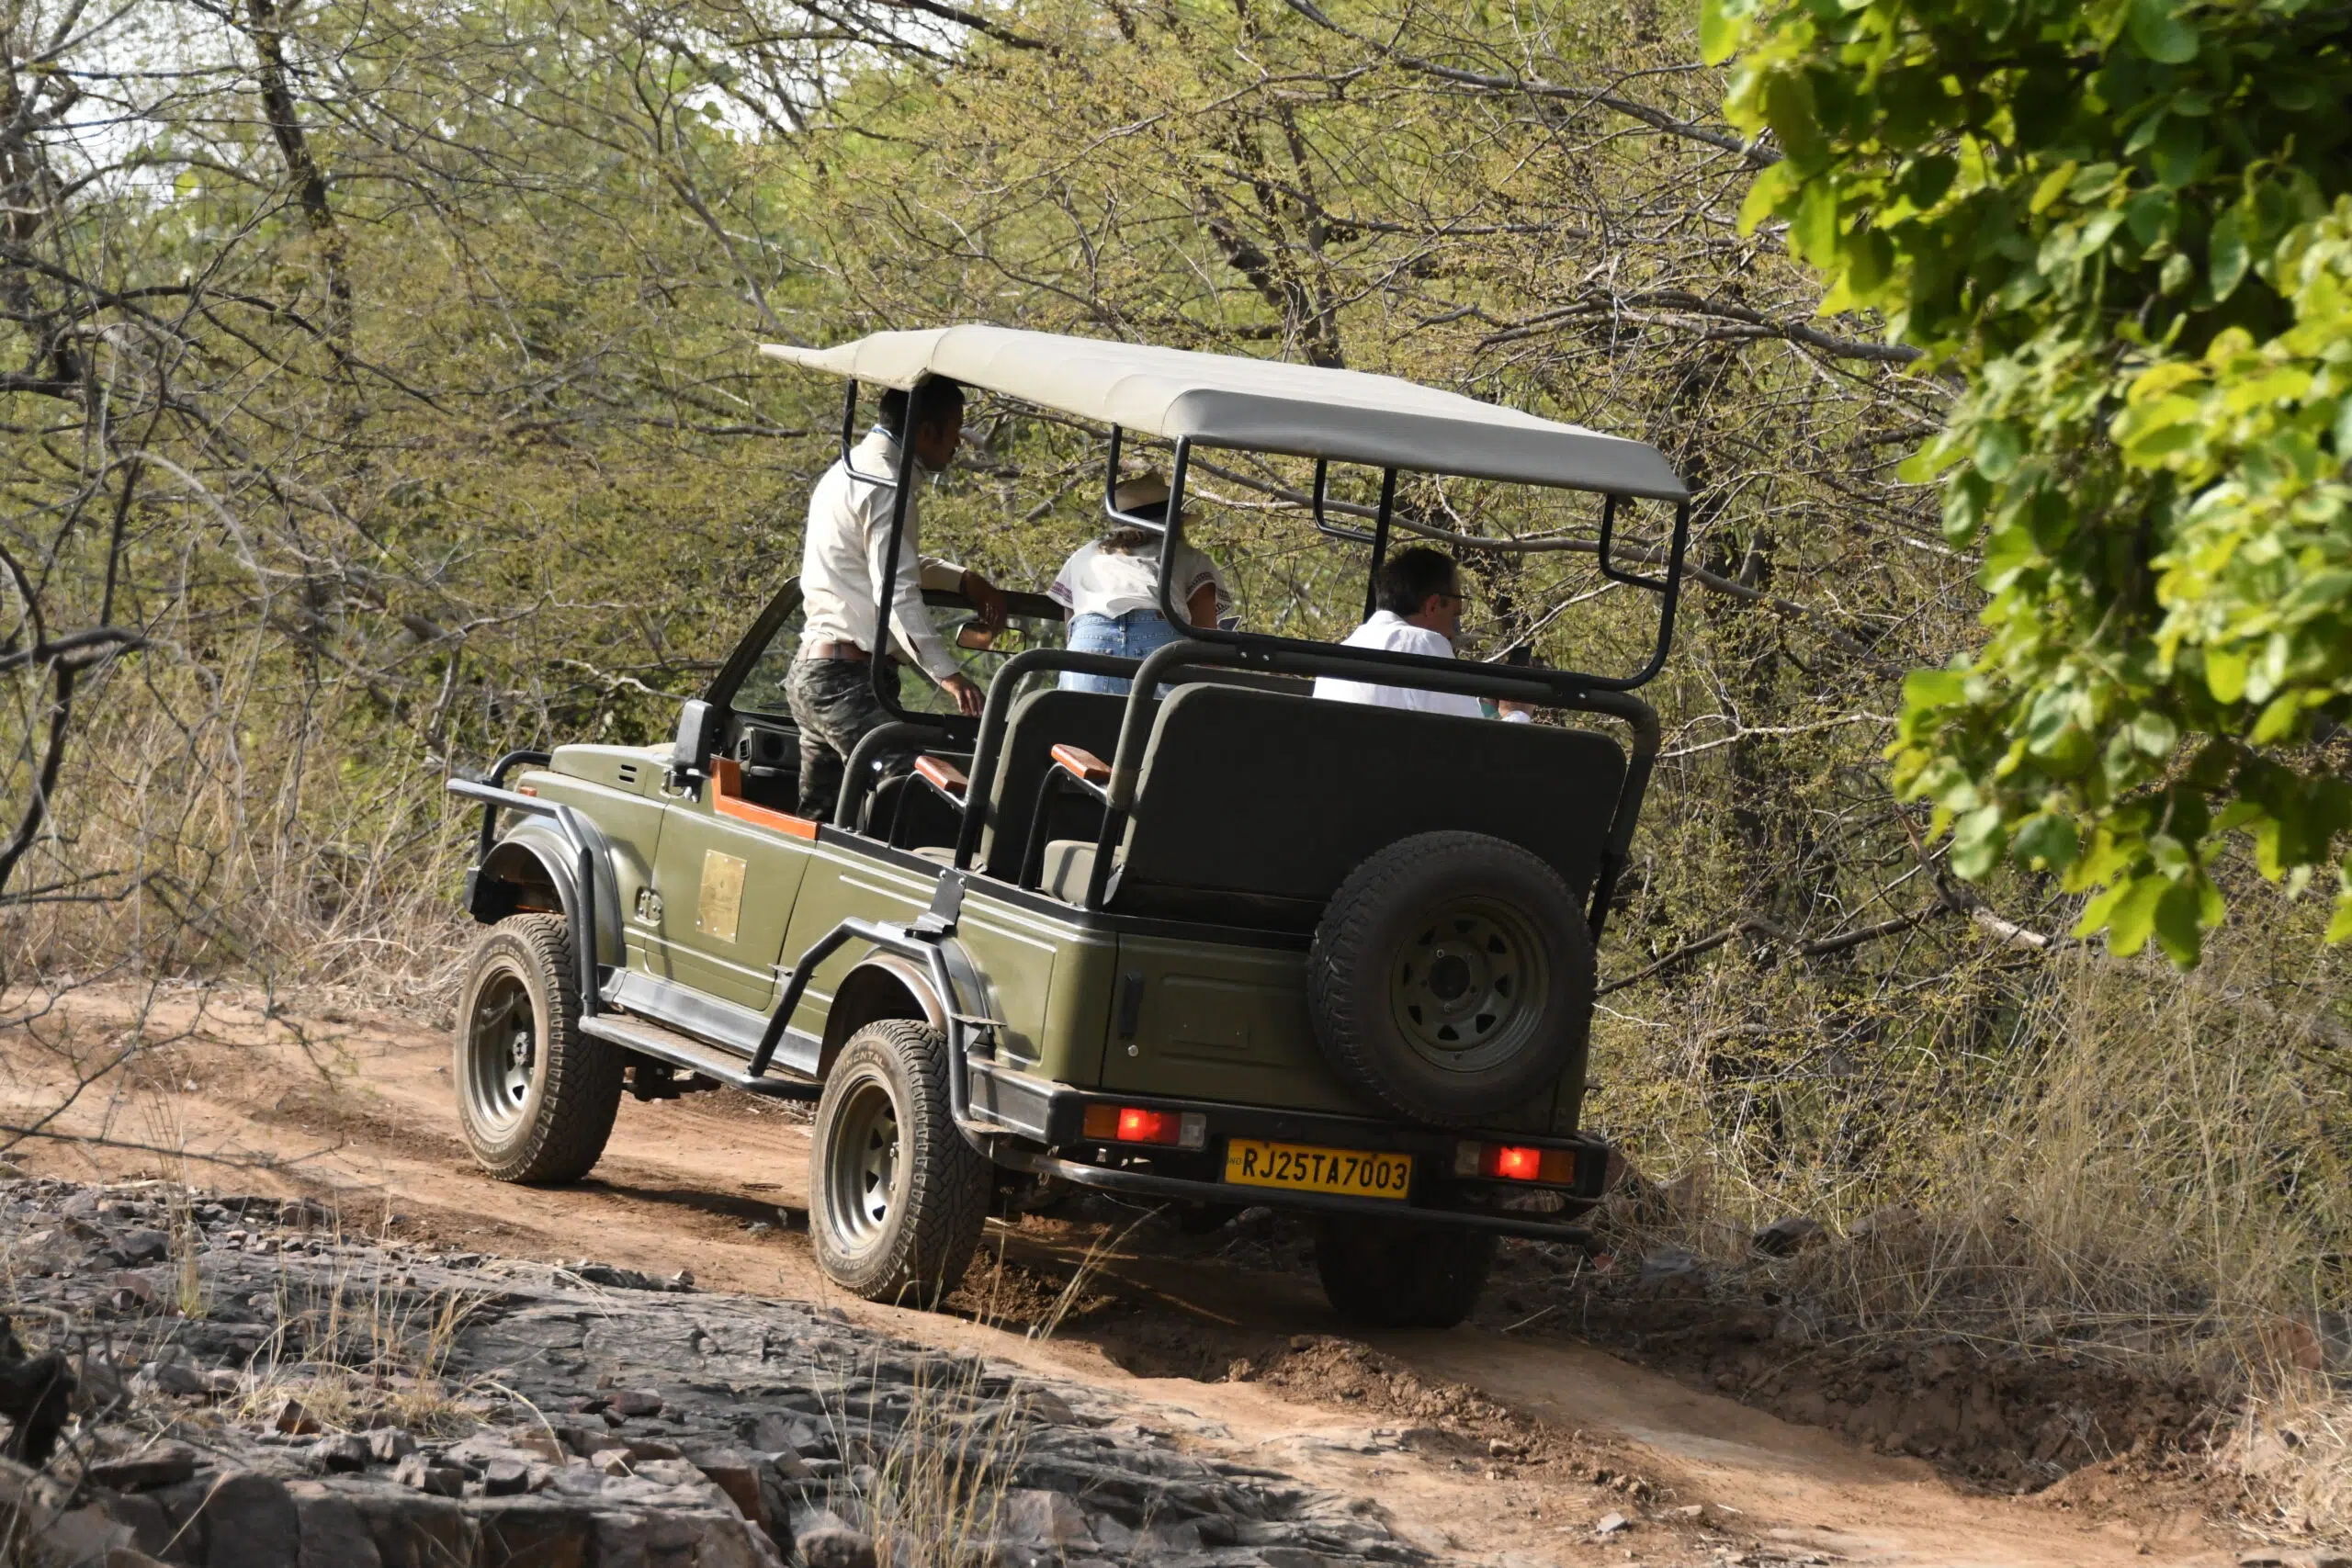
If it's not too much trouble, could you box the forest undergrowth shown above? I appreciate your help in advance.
[2,0,2348,1539]
[1591,928,2352,1532]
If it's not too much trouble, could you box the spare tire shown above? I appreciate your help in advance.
[1307,830,1594,1127]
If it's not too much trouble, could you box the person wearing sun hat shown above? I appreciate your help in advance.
[1046,472,1233,696]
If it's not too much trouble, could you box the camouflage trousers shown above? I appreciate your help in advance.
[785,655,915,824]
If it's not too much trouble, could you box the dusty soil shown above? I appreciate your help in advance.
[0,985,2260,1566]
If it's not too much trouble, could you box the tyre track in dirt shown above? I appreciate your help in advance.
[0,988,2236,1567]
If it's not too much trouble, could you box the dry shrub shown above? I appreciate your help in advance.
[8,687,477,1010]
[1598,942,2352,1380]
[1589,933,2352,1527]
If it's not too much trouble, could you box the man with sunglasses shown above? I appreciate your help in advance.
[1312,546,1533,721]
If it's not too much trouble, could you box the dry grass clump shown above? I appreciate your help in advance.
[2228,1377,2352,1541]
[823,1351,1033,1566]
[164,1188,205,1321]
[232,1242,489,1436]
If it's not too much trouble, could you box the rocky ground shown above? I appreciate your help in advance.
[0,1176,1445,1567]
[0,988,2278,1567]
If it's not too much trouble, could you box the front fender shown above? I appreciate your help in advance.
[467,818,625,970]
[817,949,952,1075]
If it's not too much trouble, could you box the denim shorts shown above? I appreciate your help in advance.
[1060,609,1182,695]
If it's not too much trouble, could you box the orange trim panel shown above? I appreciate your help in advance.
[710,758,820,840]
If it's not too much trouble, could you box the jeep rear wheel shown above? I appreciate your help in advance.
[809,1021,989,1307]
[454,913,621,1183]
[1308,829,1594,1127]
[1314,1215,1496,1329]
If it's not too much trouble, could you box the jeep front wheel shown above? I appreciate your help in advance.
[808,1021,989,1307]
[453,913,622,1182]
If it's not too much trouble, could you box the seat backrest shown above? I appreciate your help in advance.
[1111,684,1628,919]
[972,673,1305,883]
[978,687,1133,880]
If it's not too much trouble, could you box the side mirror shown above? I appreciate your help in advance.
[672,699,718,777]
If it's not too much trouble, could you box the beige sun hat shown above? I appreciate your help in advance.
[1111,470,1193,524]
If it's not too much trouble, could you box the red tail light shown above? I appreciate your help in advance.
[1117,1107,1174,1145]
[1456,1141,1577,1185]
[1081,1103,1206,1150]
[1489,1145,1543,1181]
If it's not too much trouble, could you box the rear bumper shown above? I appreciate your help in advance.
[1000,1149,1600,1242]
[969,1063,1608,1242]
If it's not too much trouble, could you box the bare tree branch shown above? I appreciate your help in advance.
[1599,904,1947,996]
[1280,0,1779,169]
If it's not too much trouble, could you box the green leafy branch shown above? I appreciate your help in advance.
[1703,0,2352,965]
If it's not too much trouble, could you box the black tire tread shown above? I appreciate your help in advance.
[1314,1216,1497,1329]
[1308,829,1595,1128]
[809,1021,990,1307]
[455,913,622,1184]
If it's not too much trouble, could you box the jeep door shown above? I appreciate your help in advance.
[642,583,815,1012]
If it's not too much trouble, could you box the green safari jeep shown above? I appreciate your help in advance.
[446,325,1691,1326]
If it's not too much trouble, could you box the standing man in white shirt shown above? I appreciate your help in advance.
[1312,546,1532,722]
[787,377,1006,822]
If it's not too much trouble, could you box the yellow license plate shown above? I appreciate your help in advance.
[1224,1139,1411,1200]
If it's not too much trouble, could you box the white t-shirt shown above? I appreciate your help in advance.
[1048,540,1231,625]
[1311,611,1532,721]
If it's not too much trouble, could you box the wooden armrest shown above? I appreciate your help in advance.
[1050,744,1111,787]
[914,755,969,797]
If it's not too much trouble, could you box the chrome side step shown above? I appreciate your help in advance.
[580,1012,822,1100]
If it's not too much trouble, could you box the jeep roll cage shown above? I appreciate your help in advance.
[756,324,1693,941]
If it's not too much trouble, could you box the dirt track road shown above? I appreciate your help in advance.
[1,988,2237,1567]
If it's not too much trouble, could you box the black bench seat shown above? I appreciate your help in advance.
[1036,682,1627,928]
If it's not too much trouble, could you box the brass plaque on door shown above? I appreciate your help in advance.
[696,849,746,942]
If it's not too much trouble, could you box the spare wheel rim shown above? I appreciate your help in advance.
[1386,896,1550,1075]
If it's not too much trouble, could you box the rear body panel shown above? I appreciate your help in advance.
[475,706,1597,1244]
[957,891,1109,1080]
[517,749,1575,1136]
[1101,935,1370,1115]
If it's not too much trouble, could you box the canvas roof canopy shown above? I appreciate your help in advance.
[758,325,1689,502]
